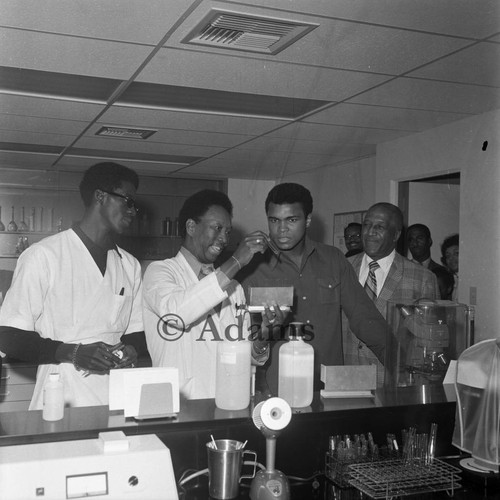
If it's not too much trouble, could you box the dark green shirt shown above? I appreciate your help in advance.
[237,237,388,394]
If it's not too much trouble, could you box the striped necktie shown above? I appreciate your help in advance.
[364,260,380,301]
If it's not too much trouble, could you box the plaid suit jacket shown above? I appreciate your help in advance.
[343,251,439,385]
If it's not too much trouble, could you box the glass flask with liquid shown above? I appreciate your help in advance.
[17,207,29,232]
[7,206,17,232]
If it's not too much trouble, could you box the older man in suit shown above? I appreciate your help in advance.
[343,203,439,386]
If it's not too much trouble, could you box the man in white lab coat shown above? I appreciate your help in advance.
[143,189,278,399]
[0,162,146,409]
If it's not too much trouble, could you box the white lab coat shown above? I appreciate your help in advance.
[142,251,251,399]
[0,229,143,409]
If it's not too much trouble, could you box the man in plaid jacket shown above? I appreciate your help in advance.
[343,203,439,386]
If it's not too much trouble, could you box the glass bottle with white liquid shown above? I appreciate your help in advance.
[278,322,314,408]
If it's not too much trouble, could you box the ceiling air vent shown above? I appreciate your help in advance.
[96,126,157,140]
[183,10,318,54]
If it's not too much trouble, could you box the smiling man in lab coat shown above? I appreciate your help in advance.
[142,189,278,400]
[0,162,146,409]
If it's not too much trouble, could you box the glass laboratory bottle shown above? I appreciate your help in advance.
[215,339,251,411]
[17,207,28,232]
[43,373,64,421]
[0,206,5,231]
[278,322,314,408]
[7,206,17,232]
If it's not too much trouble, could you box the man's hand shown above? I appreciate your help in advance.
[220,230,272,279]
[113,344,138,369]
[232,231,272,267]
[261,302,287,329]
[56,341,136,375]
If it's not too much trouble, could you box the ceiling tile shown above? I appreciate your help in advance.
[226,0,500,39]
[101,106,287,135]
[303,102,473,132]
[0,94,106,121]
[266,121,412,144]
[0,114,90,136]
[0,29,152,79]
[0,0,188,44]
[349,78,500,114]
[408,42,500,87]
[140,47,389,101]
[74,136,222,158]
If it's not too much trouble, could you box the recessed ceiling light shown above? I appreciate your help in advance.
[96,126,157,140]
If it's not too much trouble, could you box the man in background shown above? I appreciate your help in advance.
[441,233,459,301]
[344,222,363,257]
[407,223,453,299]
[237,183,388,396]
[343,203,439,385]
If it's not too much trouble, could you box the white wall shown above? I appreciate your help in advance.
[408,182,460,263]
[227,178,276,249]
[377,109,500,342]
[280,156,377,245]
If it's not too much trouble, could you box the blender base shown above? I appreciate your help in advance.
[249,469,290,500]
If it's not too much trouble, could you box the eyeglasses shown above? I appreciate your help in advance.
[101,190,138,211]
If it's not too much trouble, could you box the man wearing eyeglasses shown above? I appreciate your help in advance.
[0,162,147,409]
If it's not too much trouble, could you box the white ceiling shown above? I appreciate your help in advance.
[0,0,499,181]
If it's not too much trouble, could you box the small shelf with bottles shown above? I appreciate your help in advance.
[0,205,63,259]
[0,232,58,258]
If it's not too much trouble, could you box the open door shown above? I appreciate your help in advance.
[398,173,460,263]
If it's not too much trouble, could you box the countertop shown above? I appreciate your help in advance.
[0,384,457,446]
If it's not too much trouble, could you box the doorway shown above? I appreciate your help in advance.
[398,173,460,262]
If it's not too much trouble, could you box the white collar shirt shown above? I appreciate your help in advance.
[359,250,396,297]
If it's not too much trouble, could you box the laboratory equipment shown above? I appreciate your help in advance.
[216,339,251,410]
[42,372,64,421]
[453,339,500,473]
[0,206,5,231]
[385,299,473,387]
[0,431,179,499]
[17,207,28,231]
[250,397,292,500]
[278,322,314,407]
[206,439,257,499]
[7,206,17,232]
[247,286,293,313]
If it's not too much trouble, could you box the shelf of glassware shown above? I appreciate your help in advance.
[0,231,56,258]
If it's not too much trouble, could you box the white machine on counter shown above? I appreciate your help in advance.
[0,431,179,499]
[250,397,292,500]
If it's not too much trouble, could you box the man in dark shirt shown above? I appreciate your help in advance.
[236,183,388,395]
[407,223,454,299]
[344,222,363,257]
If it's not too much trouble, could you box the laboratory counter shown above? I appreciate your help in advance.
[1,384,498,499]
[0,385,459,476]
